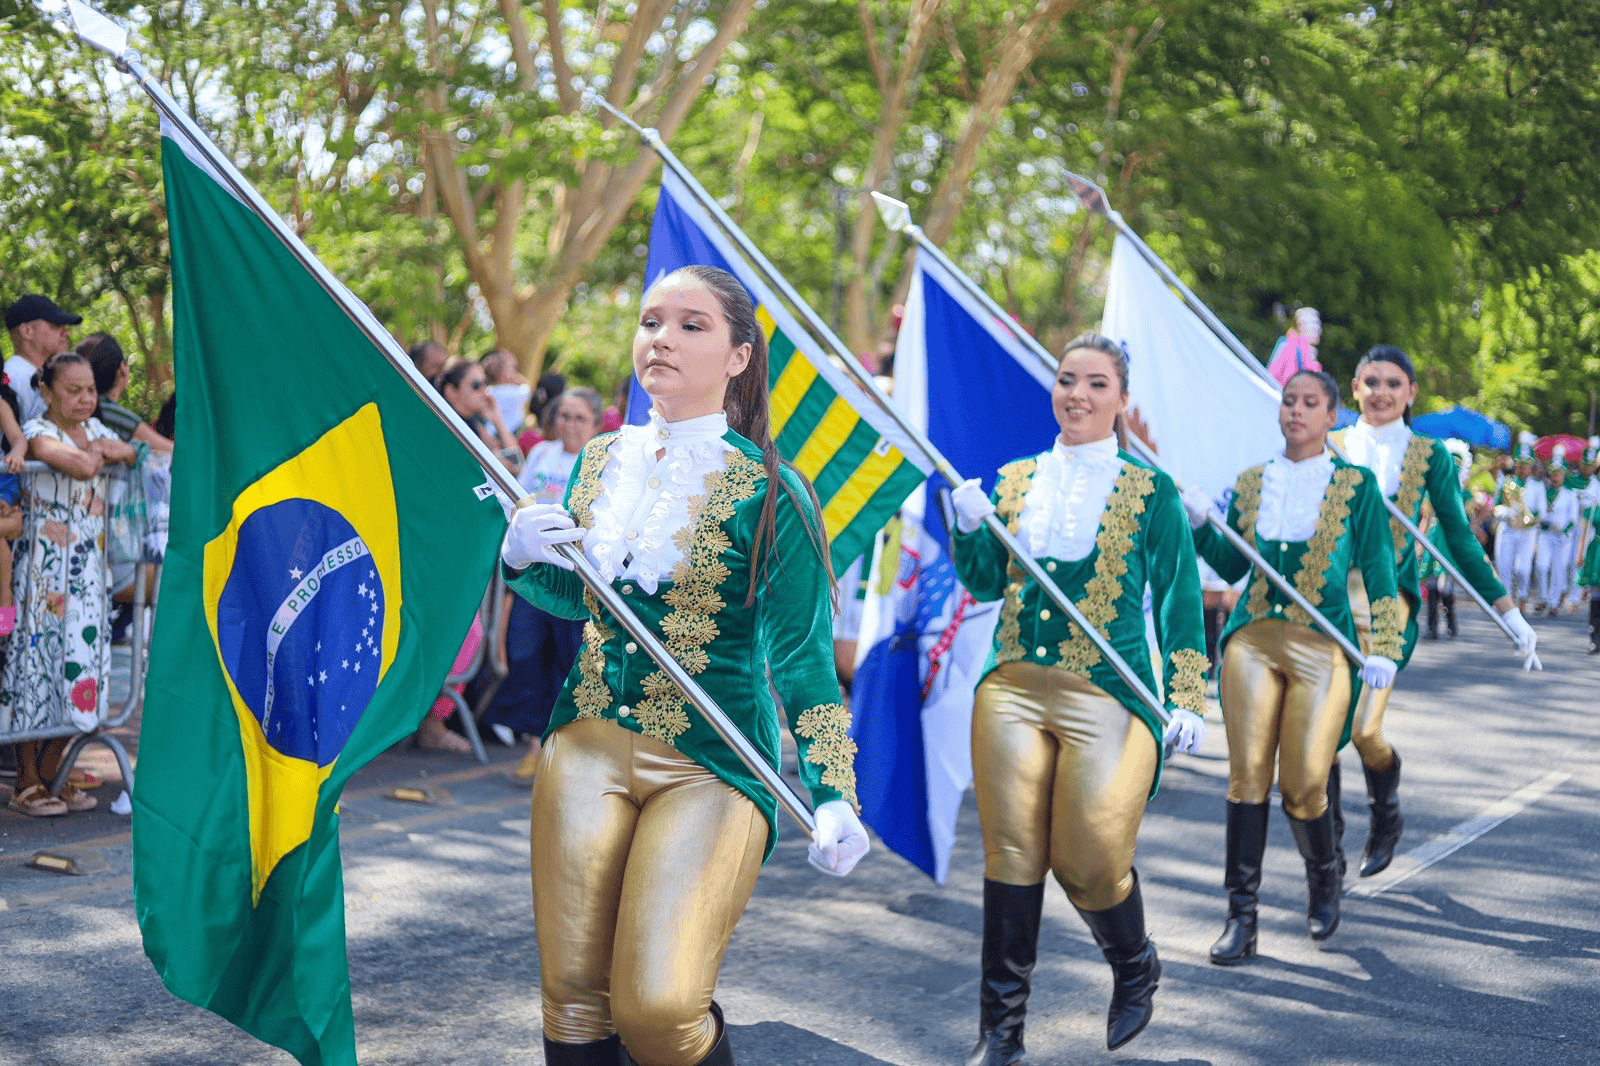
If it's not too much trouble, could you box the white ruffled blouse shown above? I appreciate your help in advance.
[1257,449,1335,543]
[582,409,735,594]
[1015,434,1122,562]
[1341,417,1411,499]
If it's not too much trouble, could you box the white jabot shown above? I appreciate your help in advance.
[584,409,735,593]
[1342,418,1412,499]
[1016,434,1122,562]
[1257,449,1336,543]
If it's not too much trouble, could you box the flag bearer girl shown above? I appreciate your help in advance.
[1183,369,1402,962]
[948,333,1208,1063]
[499,266,868,1066]
[1332,346,1537,879]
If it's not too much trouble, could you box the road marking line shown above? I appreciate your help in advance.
[1349,768,1573,898]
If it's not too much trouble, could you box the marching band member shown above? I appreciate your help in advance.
[501,265,868,1066]
[1494,434,1540,611]
[1333,346,1537,878]
[1532,446,1580,615]
[1184,370,1403,962]
[949,333,1208,1062]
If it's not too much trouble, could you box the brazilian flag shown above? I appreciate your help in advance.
[131,124,506,1064]
[643,171,931,570]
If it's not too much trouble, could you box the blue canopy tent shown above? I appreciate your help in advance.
[1411,405,1511,451]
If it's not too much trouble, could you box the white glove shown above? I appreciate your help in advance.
[951,478,996,534]
[808,799,870,877]
[1359,655,1397,690]
[1180,486,1214,531]
[1500,608,1541,671]
[1162,708,1206,755]
[502,502,586,571]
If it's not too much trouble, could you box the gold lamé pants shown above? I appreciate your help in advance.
[531,717,768,1066]
[972,661,1157,912]
[1220,619,1352,820]
[1346,571,1411,771]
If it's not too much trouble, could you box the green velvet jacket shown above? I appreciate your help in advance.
[506,429,856,861]
[1579,505,1600,588]
[1333,429,1507,667]
[951,450,1210,794]
[1193,454,1404,741]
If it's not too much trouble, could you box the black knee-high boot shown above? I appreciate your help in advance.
[1075,871,1160,1051]
[1210,801,1269,965]
[965,880,1045,1066]
[1443,588,1457,637]
[1360,752,1404,878]
[1286,808,1342,940]
[1327,760,1346,880]
[543,1034,627,1065]
[693,1002,734,1066]
[1588,597,1599,653]
[1425,581,1440,638]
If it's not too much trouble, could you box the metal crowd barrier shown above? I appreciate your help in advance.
[0,460,154,799]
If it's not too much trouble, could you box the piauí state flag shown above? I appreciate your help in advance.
[131,121,507,1065]
[848,250,1057,881]
[639,171,931,571]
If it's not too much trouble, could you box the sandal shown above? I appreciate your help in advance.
[57,784,98,812]
[68,769,103,790]
[8,784,68,817]
[415,723,473,754]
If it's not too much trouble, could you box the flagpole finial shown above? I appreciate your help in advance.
[66,0,130,60]
[871,191,914,234]
[1064,171,1110,216]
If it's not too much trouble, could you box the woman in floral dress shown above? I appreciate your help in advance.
[2,351,135,817]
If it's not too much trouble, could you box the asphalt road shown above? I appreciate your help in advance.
[2,605,1596,1065]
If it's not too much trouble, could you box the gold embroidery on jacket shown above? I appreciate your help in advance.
[1284,467,1361,627]
[1234,467,1272,621]
[992,459,1037,666]
[1367,595,1406,660]
[632,452,765,745]
[1056,464,1153,672]
[567,434,615,529]
[1167,648,1210,715]
[572,589,615,719]
[1389,435,1432,564]
[794,702,859,810]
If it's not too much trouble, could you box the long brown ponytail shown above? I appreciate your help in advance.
[662,265,837,606]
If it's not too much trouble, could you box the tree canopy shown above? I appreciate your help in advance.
[1,0,1595,436]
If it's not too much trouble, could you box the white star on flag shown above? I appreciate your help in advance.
[289,567,303,580]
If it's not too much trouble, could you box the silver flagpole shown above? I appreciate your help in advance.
[593,97,1173,731]
[67,2,816,832]
[1060,169,1524,652]
[870,192,1368,668]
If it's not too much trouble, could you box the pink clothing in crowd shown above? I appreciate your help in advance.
[1266,329,1321,387]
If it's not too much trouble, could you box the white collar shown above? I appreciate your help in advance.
[645,408,729,447]
[1351,417,1409,447]
[1271,448,1334,470]
[1051,433,1120,468]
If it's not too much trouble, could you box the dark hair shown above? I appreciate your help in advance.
[76,333,126,422]
[153,392,176,442]
[1059,332,1131,450]
[36,350,91,392]
[1284,368,1341,411]
[408,340,446,372]
[654,265,834,604]
[435,360,481,393]
[532,371,566,415]
[1355,344,1417,425]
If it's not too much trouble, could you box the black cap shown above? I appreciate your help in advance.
[5,294,83,331]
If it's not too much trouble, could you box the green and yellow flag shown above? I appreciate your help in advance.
[644,171,931,569]
[131,121,506,1064]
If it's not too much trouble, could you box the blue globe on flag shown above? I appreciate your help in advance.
[215,498,385,767]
